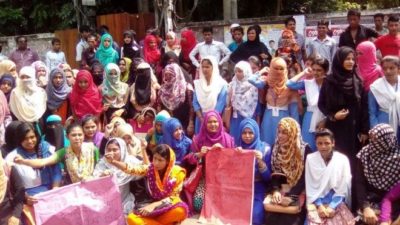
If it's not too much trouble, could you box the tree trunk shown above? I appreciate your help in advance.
[276,0,282,16]
[223,0,232,20]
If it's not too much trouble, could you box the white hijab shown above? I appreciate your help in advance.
[9,66,47,122]
[305,151,352,206]
[194,56,227,112]
[370,77,400,135]
[229,61,258,118]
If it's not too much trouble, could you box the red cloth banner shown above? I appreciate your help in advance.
[200,148,255,225]
[34,176,125,225]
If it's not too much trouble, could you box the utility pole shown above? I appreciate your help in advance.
[164,0,174,33]
[73,0,82,28]
[223,0,238,20]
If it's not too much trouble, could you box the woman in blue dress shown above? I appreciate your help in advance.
[193,56,228,134]
[249,57,299,145]
[286,57,329,150]
[237,118,271,225]
[369,56,400,138]
[226,61,258,144]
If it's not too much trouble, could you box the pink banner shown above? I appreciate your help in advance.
[34,176,125,225]
[200,148,255,225]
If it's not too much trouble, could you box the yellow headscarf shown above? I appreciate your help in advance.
[120,57,132,83]
[271,117,305,187]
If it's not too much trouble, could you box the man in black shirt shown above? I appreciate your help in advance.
[339,9,379,49]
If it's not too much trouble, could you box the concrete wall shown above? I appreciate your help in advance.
[0,33,57,62]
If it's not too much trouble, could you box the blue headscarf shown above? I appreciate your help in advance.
[95,33,119,67]
[238,118,266,152]
[0,73,16,102]
[161,118,192,164]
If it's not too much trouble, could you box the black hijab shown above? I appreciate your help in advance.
[1,121,23,155]
[327,46,363,101]
[230,25,271,64]
[134,67,152,105]
[44,119,65,151]
[123,30,141,60]
[91,62,105,86]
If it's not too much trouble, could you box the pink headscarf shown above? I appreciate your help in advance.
[356,41,383,91]
[193,110,234,151]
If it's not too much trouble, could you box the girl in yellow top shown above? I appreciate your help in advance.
[107,144,188,225]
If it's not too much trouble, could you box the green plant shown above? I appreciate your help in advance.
[0,6,26,36]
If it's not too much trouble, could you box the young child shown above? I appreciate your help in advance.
[45,38,66,71]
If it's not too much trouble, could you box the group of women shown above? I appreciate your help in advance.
[0,25,400,225]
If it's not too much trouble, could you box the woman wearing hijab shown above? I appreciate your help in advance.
[305,129,353,224]
[369,56,400,140]
[264,117,311,225]
[226,61,258,144]
[161,117,192,166]
[69,70,103,121]
[193,56,228,134]
[0,74,16,102]
[249,57,299,145]
[94,138,143,215]
[238,118,272,225]
[58,63,75,87]
[158,63,194,136]
[356,41,383,91]
[287,58,329,151]
[107,144,188,225]
[46,68,71,124]
[91,61,105,86]
[120,30,141,60]
[0,151,25,225]
[180,29,197,78]
[354,124,400,224]
[115,123,142,158]
[0,91,10,146]
[0,59,17,78]
[143,35,161,73]
[162,31,181,57]
[95,33,119,68]
[129,62,159,115]
[161,52,193,85]
[146,110,170,151]
[31,61,50,88]
[101,63,129,122]
[318,46,369,166]
[43,115,69,151]
[9,66,47,132]
[119,57,132,84]
[185,110,234,212]
[230,25,272,65]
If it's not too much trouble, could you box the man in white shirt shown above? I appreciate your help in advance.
[75,25,90,66]
[45,38,66,71]
[189,27,231,68]
[308,19,337,69]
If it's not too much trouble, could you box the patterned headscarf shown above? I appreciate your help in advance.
[46,68,71,111]
[230,61,258,118]
[271,117,306,187]
[357,124,400,191]
[159,63,187,111]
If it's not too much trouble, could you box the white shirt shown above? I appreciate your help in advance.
[189,40,231,67]
[76,39,89,62]
[45,51,66,71]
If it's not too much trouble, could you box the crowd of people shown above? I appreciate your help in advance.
[1,8,400,225]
